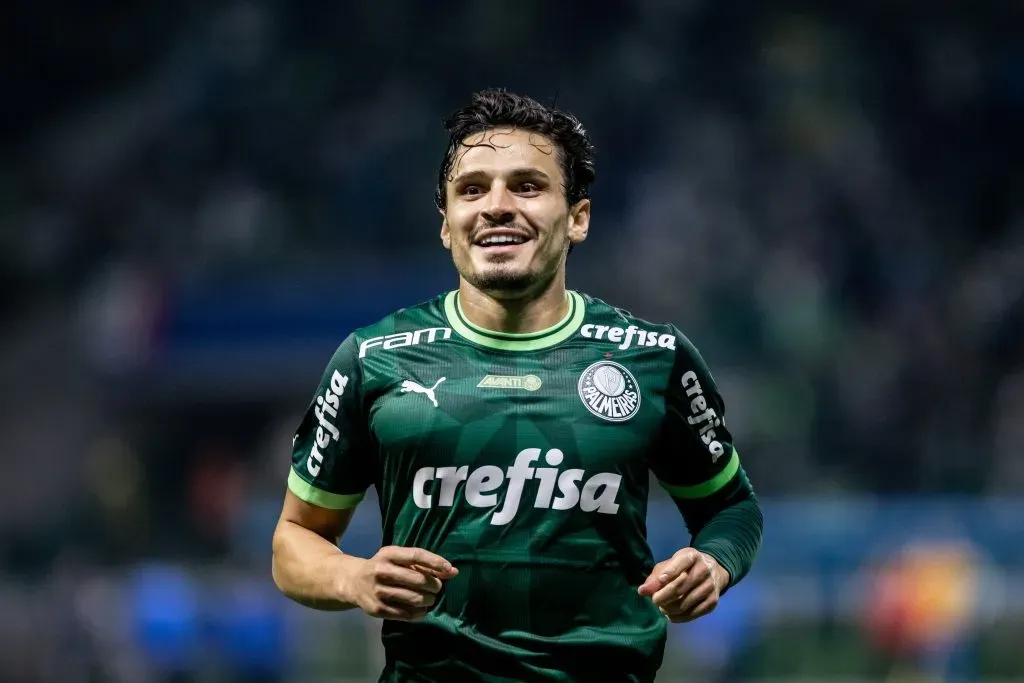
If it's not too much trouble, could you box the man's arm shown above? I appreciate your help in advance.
[272,490,457,618]
[641,329,763,621]
[664,457,763,591]
[273,334,457,619]
[271,490,362,611]
[640,464,763,621]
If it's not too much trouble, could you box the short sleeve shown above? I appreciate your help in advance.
[649,329,742,501]
[288,334,375,509]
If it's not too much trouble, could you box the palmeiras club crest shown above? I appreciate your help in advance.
[577,361,641,422]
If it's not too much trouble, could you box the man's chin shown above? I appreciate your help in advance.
[466,266,536,294]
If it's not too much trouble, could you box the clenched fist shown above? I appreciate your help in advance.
[348,546,459,621]
[637,548,729,623]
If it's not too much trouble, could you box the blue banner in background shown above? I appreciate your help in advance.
[95,268,456,397]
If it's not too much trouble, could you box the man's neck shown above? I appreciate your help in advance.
[457,277,569,334]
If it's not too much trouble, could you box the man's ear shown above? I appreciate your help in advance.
[568,199,590,246]
[440,213,451,250]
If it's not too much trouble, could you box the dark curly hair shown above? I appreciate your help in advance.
[434,89,596,211]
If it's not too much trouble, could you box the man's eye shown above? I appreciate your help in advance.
[519,183,539,193]
[462,185,483,196]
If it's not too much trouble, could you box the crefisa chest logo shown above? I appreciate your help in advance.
[578,361,641,422]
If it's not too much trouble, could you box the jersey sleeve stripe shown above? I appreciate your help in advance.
[658,450,740,499]
[287,468,365,509]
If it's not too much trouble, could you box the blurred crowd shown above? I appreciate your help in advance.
[2,1,1024,681]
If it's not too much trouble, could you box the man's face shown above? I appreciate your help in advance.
[440,128,590,297]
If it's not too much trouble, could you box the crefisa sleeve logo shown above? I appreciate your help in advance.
[578,361,641,422]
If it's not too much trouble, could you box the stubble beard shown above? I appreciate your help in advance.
[460,244,569,300]
[454,222,571,297]
[463,260,536,294]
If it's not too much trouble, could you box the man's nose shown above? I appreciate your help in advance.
[481,186,516,224]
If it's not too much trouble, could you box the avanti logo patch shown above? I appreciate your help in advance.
[477,375,543,391]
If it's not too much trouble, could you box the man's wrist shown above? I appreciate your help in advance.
[330,553,367,606]
[699,551,731,592]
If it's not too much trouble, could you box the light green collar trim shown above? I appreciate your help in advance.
[444,290,586,351]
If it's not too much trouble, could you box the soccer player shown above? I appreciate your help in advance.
[271,89,763,682]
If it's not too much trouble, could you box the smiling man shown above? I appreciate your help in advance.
[271,89,763,683]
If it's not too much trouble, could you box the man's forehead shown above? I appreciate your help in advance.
[451,128,560,177]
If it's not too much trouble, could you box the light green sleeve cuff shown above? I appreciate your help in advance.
[658,450,740,499]
[288,468,366,509]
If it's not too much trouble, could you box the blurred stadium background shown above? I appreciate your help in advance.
[3,1,1024,681]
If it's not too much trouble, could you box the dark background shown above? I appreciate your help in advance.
[1,1,1022,681]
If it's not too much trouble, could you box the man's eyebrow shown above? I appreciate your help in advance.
[450,168,552,184]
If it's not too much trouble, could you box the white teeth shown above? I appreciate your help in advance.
[479,235,526,246]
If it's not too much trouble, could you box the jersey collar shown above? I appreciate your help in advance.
[443,290,586,351]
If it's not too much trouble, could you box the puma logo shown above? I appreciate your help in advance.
[400,377,446,408]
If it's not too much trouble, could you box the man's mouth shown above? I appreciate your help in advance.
[474,230,531,250]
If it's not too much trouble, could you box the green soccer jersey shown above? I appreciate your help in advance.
[288,290,752,683]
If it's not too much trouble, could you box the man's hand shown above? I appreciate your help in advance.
[346,546,458,621]
[637,548,729,623]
